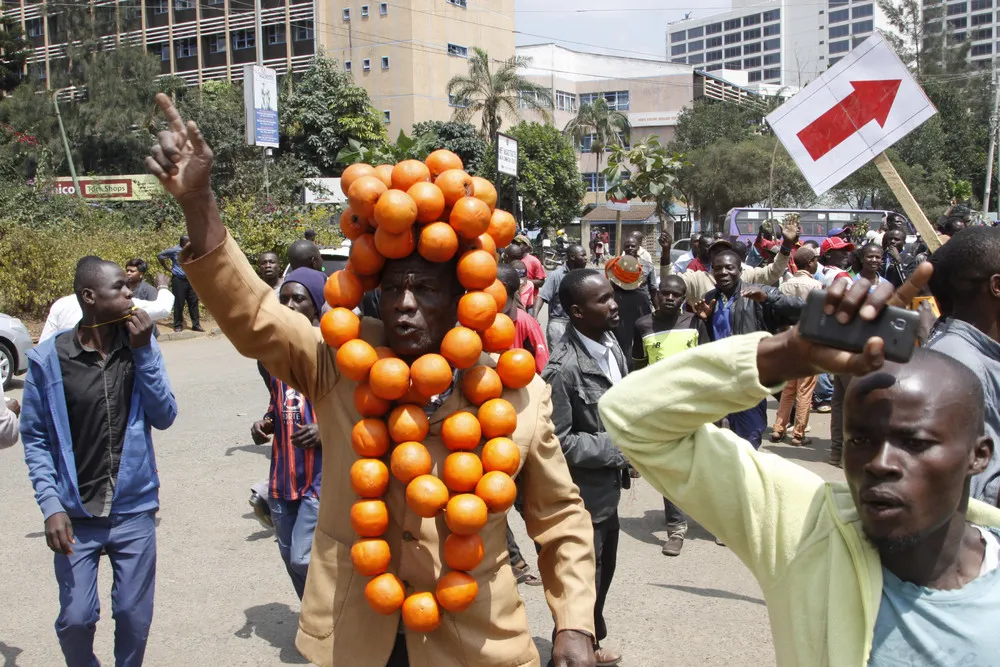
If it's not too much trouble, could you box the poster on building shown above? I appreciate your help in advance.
[244,64,279,148]
[303,178,347,205]
[496,133,518,177]
[52,175,164,200]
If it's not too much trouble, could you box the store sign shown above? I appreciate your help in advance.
[497,132,518,177]
[628,111,681,128]
[304,178,347,204]
[244,64,279,148]
[52,175,163,200]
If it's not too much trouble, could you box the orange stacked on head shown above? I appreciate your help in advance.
[327,152,537,629]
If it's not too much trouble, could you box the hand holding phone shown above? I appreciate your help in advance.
[798,289,920,363]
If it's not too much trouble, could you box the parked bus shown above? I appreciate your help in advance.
[724,208,897,245]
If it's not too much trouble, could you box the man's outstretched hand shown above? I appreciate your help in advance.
[146,93,213,201]
[757,262,933,386]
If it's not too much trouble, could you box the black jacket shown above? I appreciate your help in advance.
[541,326,629,523]
[702,282,804,339]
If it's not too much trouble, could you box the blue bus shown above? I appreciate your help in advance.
[724,208,897,245]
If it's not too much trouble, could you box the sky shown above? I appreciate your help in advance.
[513,0,736,61]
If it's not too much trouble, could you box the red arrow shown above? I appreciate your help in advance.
[796,79,902,161]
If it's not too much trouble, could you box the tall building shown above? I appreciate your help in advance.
[922,0,997,67]
[666,0,892,88]
[4,0,514,131]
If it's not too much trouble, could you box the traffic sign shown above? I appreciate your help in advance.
[497,133,518,177]
[766,32,936,196]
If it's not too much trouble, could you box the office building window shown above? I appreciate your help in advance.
[381,56,390,69]
[744,41,761,53]
[361,4,369,17]
[152,0,168,15]
[556,90,576,111]
[447,0,467,6]
[972,26,992,39]
[207,0,224,5]
[829,39,850,53]
[345,60,352,71]
[744,56,761,68]
[763,52,780,65]
[949,30,967,41]
[705,63,723,71]
[972,12,992,24]
[744,27,761,39]
[763,37,780,50]
[159,43,169,61]
[763,8,780,21]
[582,173,606,192]
[706,36,722,47]
[688,53,704,64]
[852,3,874,17]
[763,67,780,79]
[853,19,874,33]
[688,40,704,51]
[383,110,391,123]
[830,24,850,38]
[380,2,388,14]
[519,89,544,108]
[578,133,597,151]
[830,8,849,22]
[342,8,350,21]
[947,1,968,14]
[744,14,761,25]
[726,60,741,69]
[207,34,225,53]
[671,44,687,56]
[949,16,968,27]
[671,30,686,42]
[724,18,741,30]
[362,58,371,71]
[972,42,993,55]
[266,24,285,45]
[724,46,741,58]
[26,18,42,37]
[231,29,254,51]
[972,0,992,9]
[449,94,469,108]
[175,0,194,9]
[28,62,46,80]
[580,90,630,111]
[448,43,468,57]
[689,26,704,37]
[830,0,848,5]
[830,56,843,66]
[706,50,722,61]
[175,37,197,58]
[706,22,722,34]
[725,32,741,44]
[294,20,313,40]
[764,23,780,35]
[749,70,763,82]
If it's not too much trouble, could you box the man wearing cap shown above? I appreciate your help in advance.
[535,244,589,348]
[819,237,855,288]
[658,225,797,307]
[817,236,856,467]
[505,236,546,310]
[623,231,658,301]
[605,255,652,367]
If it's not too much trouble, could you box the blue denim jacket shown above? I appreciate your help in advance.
[20,332,177,519]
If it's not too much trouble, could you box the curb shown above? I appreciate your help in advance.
[157,327,223,343]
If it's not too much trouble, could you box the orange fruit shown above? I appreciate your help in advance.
[436,169,474,207]
[478,398,517,439]
[369,358,411,401]
[402,592,441,633]
[471,176,498,211]
[390,441,433,484]
[457,291,498,331]
[496,349,535,389]
[418,222,460,263]
[353,382,392,417]
[350,233,386,276]
[350,498,389,537]
[351,538,392,576]
[373,164,394,188]
[410,353,453,397]
[481,437,520,475]
[373,189,419,234]
[426,149,464,179]
[373,226,416,260]
[440,326,484,369]
[405,474,450,518]
[398,383,431,406]
[351,418,391,457]
[365,572,405,615]
[320,307,361,348]
[340,207,369,241]
[436,571,479,613]
[324,270,364,310]
[450,197,492,240]
[441,411,482,451]
[487,209,517,248]
[341,163,375,195]
[442,451,484,492]
[348,175,388,220]
[445,493,488,535]
[475,471,517,513]
[481,313,515,353]
[350,458,390,498]
[456,250,498,290]
[483,279,507,312]
[408,181,447,224]
[358,272,380,292]
[391,159,432,192]
[443,533,485,571]
[336,339,379,382]
[471,233,497,256]
[387,404,430,443]
[375,346,396,360]
[461,365,503,406]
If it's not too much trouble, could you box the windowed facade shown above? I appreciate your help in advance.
[579,90,630,111]
[725,32,741,44]
[231,29,254,51]
[724,18,741,30]
[763,37,780,50]
[207,34,225,54]
[266,24,285,45]
[762,9,780,21]
[830,24,850,38]
[294,20,313,41]
[744,13,761,25]
[383,110,391,123]
[379,2,388,15]
[744,27,761,40]
[381,56,390,69]
[448,43,468,57]
[361,4,369,18]
[582,173,606,193]
[448,94,469,108]
[763,23,780,35]
[853,19,874,33]
[830,8,849,22]
[519,89,544,108]
[852,3,874,18]
[175,37,197,59]
[556,90,577,112]
[362,58,371,71]
[972,42,993,55]
[829,39,850,53]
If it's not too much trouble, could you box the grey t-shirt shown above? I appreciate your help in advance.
[538,265,569,320]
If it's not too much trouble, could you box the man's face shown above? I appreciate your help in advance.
[843,368,986,551]
[505,243,527,261]
[85,264,134,321]
[697,235,713,262]
[862,246,883,275]
[623,235,640,258]
[574,276,620,332]
[567,246,587,270]
[279,281,317,321]
[825,249,850,270]
[381,255,460,359]
[655,280,685,314]
[883,230,905,253]
[258,253,280,281]
[124,265,143,287]
[711,252,742,293]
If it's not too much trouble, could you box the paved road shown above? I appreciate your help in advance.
[0,336,844,666]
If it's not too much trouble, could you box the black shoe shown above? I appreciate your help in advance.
[249,490,273,529]
[173,326,183,333]
[192,325,205,332]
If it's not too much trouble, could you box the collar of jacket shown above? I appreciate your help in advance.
[553,325,625,381]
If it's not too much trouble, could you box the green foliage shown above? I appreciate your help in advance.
[411,121,487,175]
[604,136,683,220]
[446,48,552,141]
[480,121,585,227]
[564,98,631,173]
[0,16,29,93]
[671,99,767,153]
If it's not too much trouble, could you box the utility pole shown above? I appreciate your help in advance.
[984,63,1000,217]
[254,0,269,198]
[52,90,81,198]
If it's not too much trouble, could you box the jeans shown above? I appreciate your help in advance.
[813,373,834,406]
[727,399,768,449]
[546,317,569,350]
[270,496,319,600]
[506,524,525,566]
[773,375,818,438]
[592,511,620,643]
[171,275,200,329]
[830,374,850,462]
[54,511,157,667]
[663,497,688,537]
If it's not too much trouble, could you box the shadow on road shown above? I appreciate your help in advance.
[765,441,833,465]
[651,583,765,607]
[618,510,665,547]
[225,443,271,458]
[235,603,309,664]
[533,635,552,664]
[0,641,23,667]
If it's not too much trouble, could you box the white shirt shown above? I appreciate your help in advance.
[39,288,176,344]
[0,388,18,449]
[672,250,694,273]
[636,246,653,265]
[577,331,624,384]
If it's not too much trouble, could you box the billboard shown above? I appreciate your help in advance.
[52,175,163,200]
[244,64,279,148]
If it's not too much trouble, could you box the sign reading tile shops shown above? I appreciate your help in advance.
[52,175,163,200]
[765,32,936,196]
[244,64,279,148]
[496,132,518,177]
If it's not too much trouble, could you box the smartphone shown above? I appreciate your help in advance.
[798,290,920,363]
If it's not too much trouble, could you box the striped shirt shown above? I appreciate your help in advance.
[264,376,321,501]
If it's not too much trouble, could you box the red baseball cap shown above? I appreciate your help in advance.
[820,237,855,255]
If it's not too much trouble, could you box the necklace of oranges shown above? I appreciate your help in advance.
[320,150,537,634]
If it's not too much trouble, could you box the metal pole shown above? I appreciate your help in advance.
[52,91,81,198]
[254,0,263,65]
[983,64,1000,217]
[614,209,623,256]
[263,147,270,199]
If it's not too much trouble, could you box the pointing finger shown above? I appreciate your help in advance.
[155,92,187,138]
[187,120,206,154]
[145,156,173,181]
[157,130,183,164]
[888,261,933,309]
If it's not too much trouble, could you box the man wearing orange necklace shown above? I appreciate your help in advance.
[145,96,597,667]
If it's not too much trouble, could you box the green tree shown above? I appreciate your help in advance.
[480,121,585,227]
[446,48,552,141]
[563,97,630,174]
[281,53,388,176]
[0,16,28,94]
[603,136,683,250]
[670,98,766,153]
[411,120,488,174]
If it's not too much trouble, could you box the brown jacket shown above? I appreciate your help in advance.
[183,233,597,667]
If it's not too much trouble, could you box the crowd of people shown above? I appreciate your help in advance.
[5,94,1000,667]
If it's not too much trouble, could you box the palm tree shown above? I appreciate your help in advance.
[563,97,632,174]
[446,47,552,141]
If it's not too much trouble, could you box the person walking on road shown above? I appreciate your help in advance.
[158,235,202,332]
[534,243,588,348]
[542,269,630,667]
[20,256,177,667]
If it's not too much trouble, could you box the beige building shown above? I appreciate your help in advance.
[5,0,513,131]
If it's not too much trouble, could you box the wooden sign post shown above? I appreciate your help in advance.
[872,152,942,251]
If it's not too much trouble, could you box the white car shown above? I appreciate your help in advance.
[0,313,33,389]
